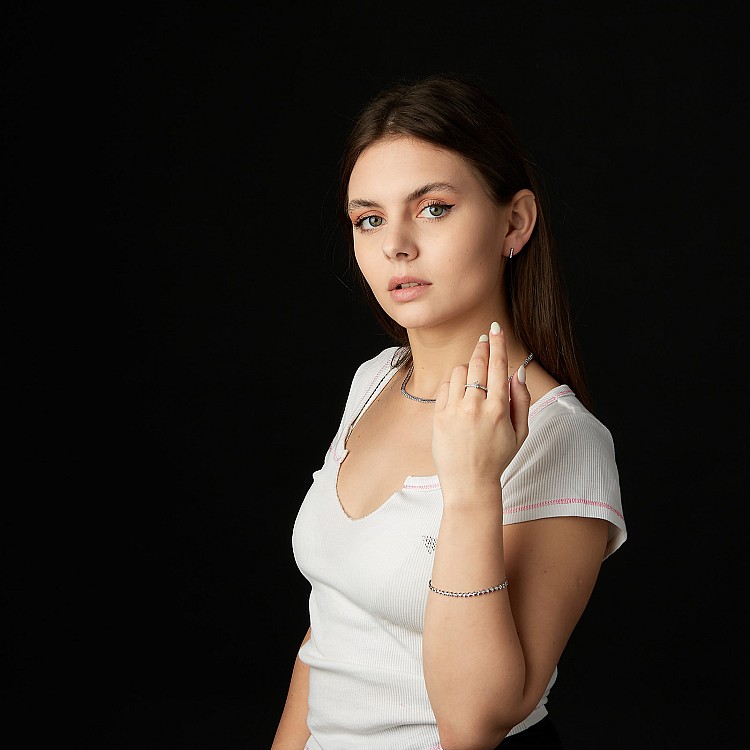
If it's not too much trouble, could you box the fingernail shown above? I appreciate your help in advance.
[490,321,502,335]
[518,364,527,384]
[478,334,489,343]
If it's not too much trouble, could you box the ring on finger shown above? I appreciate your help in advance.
[464,381,488,393]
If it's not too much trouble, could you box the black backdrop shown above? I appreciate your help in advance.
[4,2,748,748]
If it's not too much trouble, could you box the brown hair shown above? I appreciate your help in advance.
[337,73,592,409]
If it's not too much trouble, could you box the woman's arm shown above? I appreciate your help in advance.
[425,510,607,749]
[424,327,609,750]
[270,627,311,750]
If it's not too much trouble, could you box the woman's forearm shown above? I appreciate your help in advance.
[271,630,312,750]
[422,488,527,748]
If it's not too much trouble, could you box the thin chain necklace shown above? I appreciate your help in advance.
[400,353,534,403]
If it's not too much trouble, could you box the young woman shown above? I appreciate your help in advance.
[271,73,626,750]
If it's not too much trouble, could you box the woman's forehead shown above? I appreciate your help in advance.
[349,138,475,195]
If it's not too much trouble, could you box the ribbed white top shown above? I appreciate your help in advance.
[292,347,626,749]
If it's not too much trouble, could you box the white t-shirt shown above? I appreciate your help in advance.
[292,347,627,750]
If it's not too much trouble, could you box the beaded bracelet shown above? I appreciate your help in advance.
[428,578,509,598]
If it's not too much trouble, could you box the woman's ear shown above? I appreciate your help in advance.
[503,189,537,257]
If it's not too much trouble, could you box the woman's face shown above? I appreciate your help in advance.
[347,136,509,333]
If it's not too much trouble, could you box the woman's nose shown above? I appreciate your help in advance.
[381,222,418,261]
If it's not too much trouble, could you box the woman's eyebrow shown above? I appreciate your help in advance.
[404,181,458,203]
[347,182,459,214]
[347,197,379,213]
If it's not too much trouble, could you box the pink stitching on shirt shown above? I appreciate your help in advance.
[403,481,441,491]
[529,387,574,417]
[505,497,624,520]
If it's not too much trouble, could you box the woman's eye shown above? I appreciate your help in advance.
[419,203,453,219]
[354,215,384,230]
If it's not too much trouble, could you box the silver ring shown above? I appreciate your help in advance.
[464,381,488,393]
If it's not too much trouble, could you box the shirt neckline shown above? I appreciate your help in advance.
[334,369,575,520]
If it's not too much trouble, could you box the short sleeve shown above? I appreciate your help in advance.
[501,411,627,559]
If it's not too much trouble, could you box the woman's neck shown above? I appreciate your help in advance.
[404,317,529,398]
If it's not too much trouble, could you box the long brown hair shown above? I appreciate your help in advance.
[337,73,592,409]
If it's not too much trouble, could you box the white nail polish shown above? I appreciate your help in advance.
[490,322,501,335]
[518,364,526,384]
[479,334,489,343]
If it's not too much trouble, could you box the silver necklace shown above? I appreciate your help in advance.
[400,353,534,403]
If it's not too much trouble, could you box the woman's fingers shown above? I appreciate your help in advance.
[436,363,473,409]
[486,321,509,402]
[438,324,528,430]
[434,379,450,409]
[447,364,469,403]
[509,366,531,443]
[432,322,530,484]
[447,322,513,402]
[464,334,490,399]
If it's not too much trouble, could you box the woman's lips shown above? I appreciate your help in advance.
[388,279,431,302]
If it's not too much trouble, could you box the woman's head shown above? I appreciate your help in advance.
[340,74,531,208]
[338,73,591,407]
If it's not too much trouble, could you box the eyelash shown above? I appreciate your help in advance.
[352,214,379,231]
[421,201,455,220]
[352,201,456,232]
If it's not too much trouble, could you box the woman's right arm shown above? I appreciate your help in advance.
[270,627,312,750]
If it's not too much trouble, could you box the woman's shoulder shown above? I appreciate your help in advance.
[342,346,402,403]
[506,383,626,557]
[528,384,615,447]
[529,384,582,422]
[350,345,402,383]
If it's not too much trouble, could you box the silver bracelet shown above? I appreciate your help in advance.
[428,578,509,597]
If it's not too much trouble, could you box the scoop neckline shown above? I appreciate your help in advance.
[334,377,575,521]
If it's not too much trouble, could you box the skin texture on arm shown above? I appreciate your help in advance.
[270,627,311,750]
[423,327,609,750]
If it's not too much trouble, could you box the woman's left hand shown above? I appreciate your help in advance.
[432,322,531,501]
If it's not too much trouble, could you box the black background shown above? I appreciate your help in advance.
[3,2,748,748]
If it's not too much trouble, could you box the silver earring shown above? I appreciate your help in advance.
[509,247,514,260]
